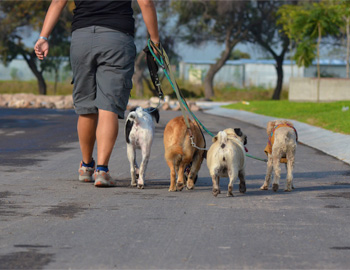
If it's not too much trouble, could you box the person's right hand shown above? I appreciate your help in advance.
[34,39,49,60]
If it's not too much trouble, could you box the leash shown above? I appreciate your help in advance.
[142,44,164,113]
[146,39,267,162]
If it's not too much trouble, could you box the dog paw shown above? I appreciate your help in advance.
[177,182,184,191]
[239,183,246,193]
[131,182,137,187]
[226,191,234,197]
[212,189,220,197]
[284,188,292,192]
[138,184,144,189]
[168,187,177,192]
[260,185,268,190]
[272,184,279,192]
[186,180,195,190]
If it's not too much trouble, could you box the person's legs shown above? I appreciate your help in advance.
[96,109,119,166]
[77,114,97,182]
[77,113,98,164]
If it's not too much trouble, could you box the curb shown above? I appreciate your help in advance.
[203,106,350,166]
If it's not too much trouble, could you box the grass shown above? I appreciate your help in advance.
[1,80,348,135]
[1,79,287,101]
[223,100,350,135]
[0,80,73,96]
[129,78,289,101]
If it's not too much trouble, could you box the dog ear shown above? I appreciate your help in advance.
[151,108,160,123]
[125,119,134,144]
[234,128,242,137]
[203,150,207,159]
[129,106,138,112]
[266,121,275,135]
[212,135,218,143]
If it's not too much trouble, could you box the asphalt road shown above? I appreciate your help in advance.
[0,108,349,269]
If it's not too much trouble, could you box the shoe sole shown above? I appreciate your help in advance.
[79,175,94,182]
[94,179,116,187]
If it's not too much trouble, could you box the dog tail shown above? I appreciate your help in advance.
[218,131,228,149]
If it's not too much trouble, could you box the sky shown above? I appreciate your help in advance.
[23,27,263,63]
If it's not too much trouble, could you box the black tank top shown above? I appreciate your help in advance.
[72,0,135,36]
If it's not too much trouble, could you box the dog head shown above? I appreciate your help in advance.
[223,128,247,146]
[125,106,160,144]
[127,106,159,124]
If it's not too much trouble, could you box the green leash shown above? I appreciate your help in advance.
[147,39,267,163]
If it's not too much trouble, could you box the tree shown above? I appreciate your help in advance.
[173,1,251,100]
[228,50,251,60]
[278,1,343,101]
[338,0,350,78]
[0,1,72,95]
[248,1,301,100]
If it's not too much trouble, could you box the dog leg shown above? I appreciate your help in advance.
[261,155,273,190]
[227,170,238,197]
[238,170,246,194]
[272,153,282,192]
[127,144,137,187]
[167,160,177,192]
[285,151,295,192]
[186,151,203,190]
[176,163,186,191]
[137,149,150,189]
[212,175,220,197]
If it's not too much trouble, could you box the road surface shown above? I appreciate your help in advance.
[0,108,349,269]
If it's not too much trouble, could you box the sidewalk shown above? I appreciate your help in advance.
[199,102,350,166]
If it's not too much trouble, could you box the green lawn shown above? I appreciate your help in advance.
[223,100,350,135]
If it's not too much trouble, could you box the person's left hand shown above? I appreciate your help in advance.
[34,39,49,60]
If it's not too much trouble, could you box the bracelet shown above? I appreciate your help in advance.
[39,36,48,41]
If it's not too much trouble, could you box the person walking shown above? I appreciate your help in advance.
[34,0,159,187]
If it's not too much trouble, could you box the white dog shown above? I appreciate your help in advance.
[261,120,298,192]
[206,128,247,197]
[125,106,159,189]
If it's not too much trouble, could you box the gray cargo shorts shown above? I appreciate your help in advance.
[70,26,136,119]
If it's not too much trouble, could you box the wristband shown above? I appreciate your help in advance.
[39,36,48,41]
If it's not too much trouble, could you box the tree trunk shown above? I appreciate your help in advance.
[203,33,239,100]
[22,50,47,95]
[346,16,350,79]
[272,57,284,100]
[316,22,322,103]
[54,67,59,95]
[133,52,146,97]
[269,42,289,100]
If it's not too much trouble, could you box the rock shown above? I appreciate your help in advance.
[0,94,205,112]
[161,102,171,111]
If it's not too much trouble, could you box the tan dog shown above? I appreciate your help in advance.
[261,120,298,192]
[163,116,206,192]
[207,128,247,197]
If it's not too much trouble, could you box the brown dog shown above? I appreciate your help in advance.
[163,116,206,192]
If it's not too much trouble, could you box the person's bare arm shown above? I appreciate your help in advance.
[137,0,159,44]
[34,0,68,60]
